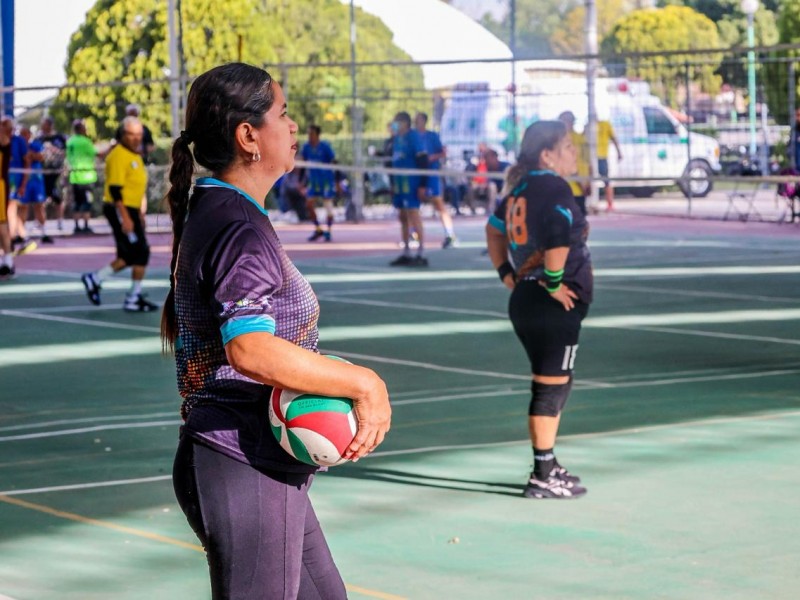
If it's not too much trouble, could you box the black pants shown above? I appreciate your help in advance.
[509,280,589,376]
[173,434,347,600]
[103,203,150,266]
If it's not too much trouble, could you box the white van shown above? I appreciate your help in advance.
[439,78,721,198]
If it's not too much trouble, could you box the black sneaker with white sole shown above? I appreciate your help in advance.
[123,293,158,312]
[81,272,102,305]
[523,474,587,499]
[551,462,581,484]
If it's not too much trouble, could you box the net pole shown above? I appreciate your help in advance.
[585,0,599,210]
[349,0,364,222]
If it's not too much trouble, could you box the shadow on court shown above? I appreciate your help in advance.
[328,465,523,497]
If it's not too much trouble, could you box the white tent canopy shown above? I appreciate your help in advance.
[347,0,514,90]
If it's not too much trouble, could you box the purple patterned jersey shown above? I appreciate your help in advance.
[173,177,320,472]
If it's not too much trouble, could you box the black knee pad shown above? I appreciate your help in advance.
[529,379,573,417]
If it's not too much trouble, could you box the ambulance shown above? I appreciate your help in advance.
[439,76,721,198]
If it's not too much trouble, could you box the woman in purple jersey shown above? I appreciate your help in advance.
[162,63,391,599]
[486,120,593,500]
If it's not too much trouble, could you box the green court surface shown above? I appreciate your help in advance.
[1,215,799,599]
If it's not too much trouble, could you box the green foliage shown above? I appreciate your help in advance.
[50,0,425,151]
[550,0,629,56]
[479,0,582,56]
[763,0,800,124]
[601,5,723,107]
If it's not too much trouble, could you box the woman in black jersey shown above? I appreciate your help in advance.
[163,63,392,598]
[486,120,593,499]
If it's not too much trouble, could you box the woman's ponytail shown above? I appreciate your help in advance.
[160,134,195,351]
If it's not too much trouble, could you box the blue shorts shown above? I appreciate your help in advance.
[20,177,47,204]
[392,175,421,209]
[598,158,609,180]
[307,178,335,200]
[424,176,441,198]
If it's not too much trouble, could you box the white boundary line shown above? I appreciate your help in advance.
[5,408,800,496]
[0,309,160,333]
[372,408,800,458]
[2,366,796,443]
[0,412,176,433]
[321,349,531,381]
[0,475,173,497]
[0,420,179,442]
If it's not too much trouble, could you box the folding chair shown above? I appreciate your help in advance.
[725,163,763,222]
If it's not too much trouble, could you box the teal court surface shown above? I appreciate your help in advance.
[1,213,799,599]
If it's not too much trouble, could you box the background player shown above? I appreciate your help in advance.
[486,120,593,499]
[81,117,155,313]
[414,112,457,248]
[390,111,428,267]
[302,125,336,241]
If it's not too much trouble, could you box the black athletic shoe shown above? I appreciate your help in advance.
[81,272,102,306]
[390,255,412,266]
[308,229,325,242]
[0,264,14,281]
[123,293,158,312]
[442,235,458,249]
[523,474,587,499]
[40,235,54,244]
[409,255,429,267]
[323,231,332,242]
[551,462,581,484]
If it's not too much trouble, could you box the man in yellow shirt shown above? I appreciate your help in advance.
[558,111,590,216]
[597,120,622,211]
[81,117,156,311]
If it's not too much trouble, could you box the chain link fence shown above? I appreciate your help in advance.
[10,47,800,224]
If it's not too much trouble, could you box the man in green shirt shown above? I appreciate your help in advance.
[66,119,97,234]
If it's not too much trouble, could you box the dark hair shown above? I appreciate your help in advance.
[505,120,567,190]
[394,111,411,126]
[415,112,428,124]
[308,124,321,136]
[161,62,275,349]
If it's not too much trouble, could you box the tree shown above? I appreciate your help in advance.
[601,5,723,107]
[50,0,425,144]
[550,0,629,56]
[763,0,800,125]
[478,0,582,56]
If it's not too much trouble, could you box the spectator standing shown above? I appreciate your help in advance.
[37,116,68,231]
[66,119,98,234]
[558,111,591,216]
[81,117,156,312]
[597,119,622,211]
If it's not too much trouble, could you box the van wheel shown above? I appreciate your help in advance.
[679,160,713,198]
[631,187,656,198]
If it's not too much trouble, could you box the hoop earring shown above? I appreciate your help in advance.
[252,151,261,163]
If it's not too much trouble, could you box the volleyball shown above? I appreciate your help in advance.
[268,358,358,467]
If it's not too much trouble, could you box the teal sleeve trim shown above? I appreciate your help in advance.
[175,336,184,351]
[220,315,276,345]
[488,214,506,233]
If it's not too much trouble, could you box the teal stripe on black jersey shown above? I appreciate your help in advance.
[488,214,506,233]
